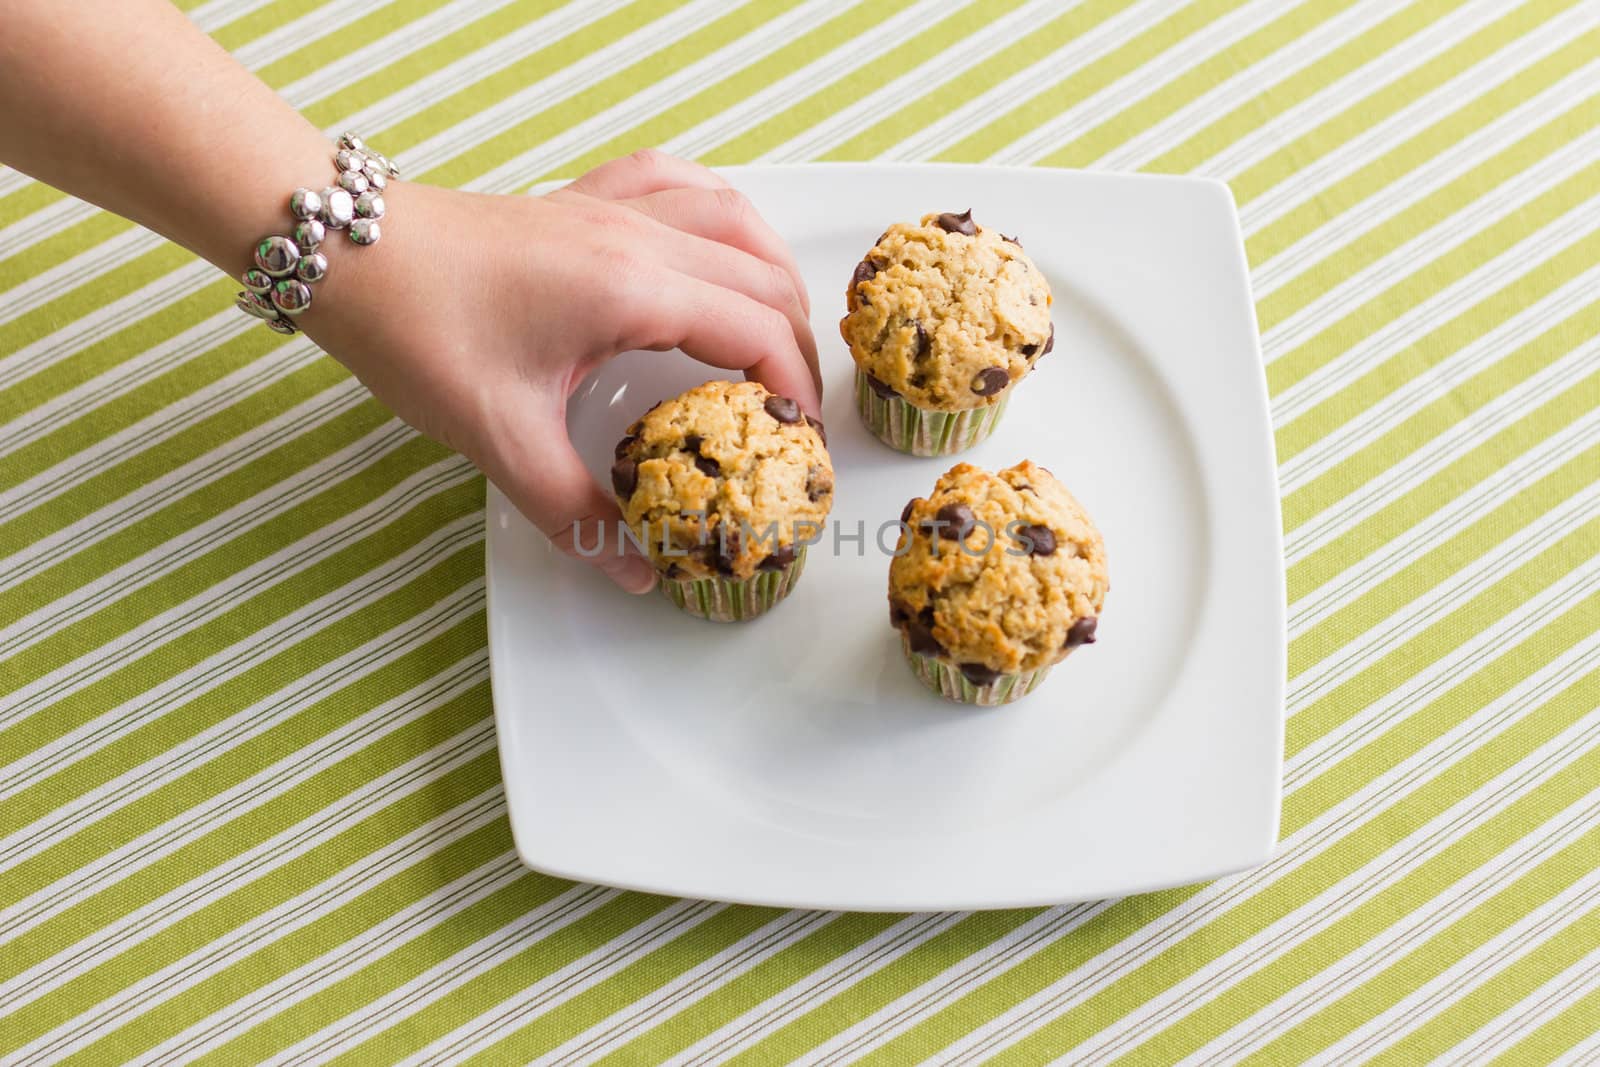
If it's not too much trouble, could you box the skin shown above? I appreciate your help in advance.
[0,0,822,594]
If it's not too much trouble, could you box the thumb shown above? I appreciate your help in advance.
[489,432,657,595]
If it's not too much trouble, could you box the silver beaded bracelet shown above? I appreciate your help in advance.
[234,132,400,334]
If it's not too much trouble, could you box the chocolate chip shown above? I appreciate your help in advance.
[714,528,740,575]
[694,454,720,477]
[960,663,1001,686]
[852,257,880,289]
[759,543,797,571]
[972,367,1010,397]
[1042,323,1055,356]
[806,464,833,502]
[664,563,684,580]
[765,395,801,424]
[889,600,910,627]
[1020,341,1040,357]
[900,497,921,525]
[906,605,944,656]
[1064,616,1098,648]
[805,414,826,445]
[913,320,929,360]
[933,502,975,540]
[935,209,977,236]
[876,229,890,244]
[1002,233,1022,247]
[610,458,637,498]
[1016,483,1035,495]
[613,435,637,460]
[866,373,899,399]
[684,434,702,452]
[1015,523,1056,557]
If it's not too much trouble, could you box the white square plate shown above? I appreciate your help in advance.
[487,163,1284,911]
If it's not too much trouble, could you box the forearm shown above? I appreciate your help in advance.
[0,0,335,273]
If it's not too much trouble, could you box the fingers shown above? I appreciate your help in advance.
[624,186,811,316]
[563,147,729,200]
[634,222,820,401]
[623,272,821,417]
[487,426,657,595]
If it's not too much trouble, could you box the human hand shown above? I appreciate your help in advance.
[301,149,821,595]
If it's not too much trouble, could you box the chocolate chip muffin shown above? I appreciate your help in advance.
[888,459,1106,705]
[611,379,833,621]
[842,210,1053,456]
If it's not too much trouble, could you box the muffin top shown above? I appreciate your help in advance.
[888,460,1107,677]
[841,211,1053,411]
[612,380,833,582]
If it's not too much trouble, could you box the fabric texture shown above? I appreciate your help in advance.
[2,0,1598,1062]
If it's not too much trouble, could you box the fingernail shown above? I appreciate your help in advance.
[614,556,657,595]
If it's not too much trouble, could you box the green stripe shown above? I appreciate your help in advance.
[454,906,788,1063]
[1038,0,1371,169]
[1,732,504,1055]
[1246,825,1600,1063]
[934,0,1254,162]
[1231,0,1586,214]
[1144,0,1472,174]
[1280,296,1600,538]
[0,401,416,701]
[1287,366,1600,599]
[1486,967,1600,1066]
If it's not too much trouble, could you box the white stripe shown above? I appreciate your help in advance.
[1429,944,1600,1065]
[662,0,940,161]
[1234,3,1600,232]
[1284,351,1600,568]
[0,378,372,598]
[378,0,736,183]
[0,343,324,523]
[1069,790,1600,1066]
[1287,482,1600,717]
[395,900,727,1067]
[1271,201,1600,426]
[187,0,275,34]
[939,702,1600,1065]
[1300,874,1600,1064]
[1285,552,1600,796]
[0,586,483,884]
[143,876,615,1067]
[796,905,1108,1067]
[6,781,505,1065]
[1252,67,1600,301]
[0,487,479,794]
[1279,268,1600,496]
[0,639,488,1004]
[1261,131,1600,369]
[877,0,1180,161]
[277,0,528,112]
[538,910,838,1065]
[1106,0,1517,173]
[461,0,853,194]
[0,259,218,393]
[759,0,1042,164]
[668,912,970,1066]
[990,0,1312,165]
[1284,342,1600,638]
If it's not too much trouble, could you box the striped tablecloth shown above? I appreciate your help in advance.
[3,0,1598,1063]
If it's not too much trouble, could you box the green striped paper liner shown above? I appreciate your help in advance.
[656,547,808,622]
[854,367,1011,456]
[900,633,1056,707]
